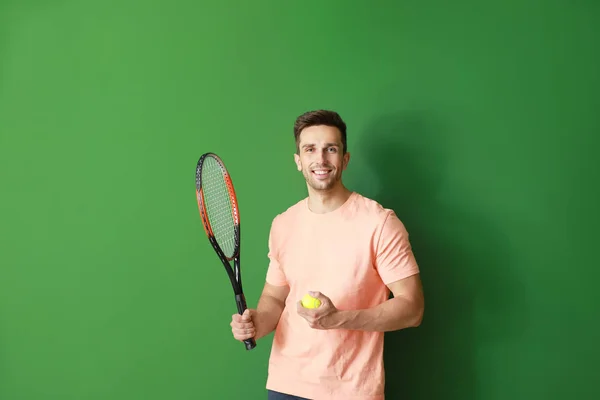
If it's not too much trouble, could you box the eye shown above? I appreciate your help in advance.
[328,147,337,153]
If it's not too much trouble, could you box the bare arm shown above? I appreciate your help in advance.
[231,282,289,342]
[250,282,290,340]
[337,274,424,332]
[296,274,424,332]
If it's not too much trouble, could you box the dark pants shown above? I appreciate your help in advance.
[267,390,311,400]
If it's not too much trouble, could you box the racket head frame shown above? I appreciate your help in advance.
[195,152,256,351]
[195,152,243,292]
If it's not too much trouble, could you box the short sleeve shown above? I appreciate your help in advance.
[265,216,288,286]
[375,211,420,285]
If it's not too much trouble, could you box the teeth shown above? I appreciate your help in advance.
[313,170,329,175]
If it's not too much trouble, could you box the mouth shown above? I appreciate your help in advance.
[311,169,333,180]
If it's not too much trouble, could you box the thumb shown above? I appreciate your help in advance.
[309,291,329,306]
[242,308,253,320]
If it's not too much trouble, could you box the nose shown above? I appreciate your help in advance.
[316,149,327,163]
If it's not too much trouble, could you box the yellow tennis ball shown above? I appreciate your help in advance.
[301,293,321,309]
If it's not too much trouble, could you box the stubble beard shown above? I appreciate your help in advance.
[302,168,341,191]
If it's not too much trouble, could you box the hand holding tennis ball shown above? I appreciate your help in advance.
[301,293,322,309]
[297,291,341,330]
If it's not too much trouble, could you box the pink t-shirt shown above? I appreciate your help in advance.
[265,192,420,399]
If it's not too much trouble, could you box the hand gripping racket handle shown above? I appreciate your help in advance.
[235,293,257,350]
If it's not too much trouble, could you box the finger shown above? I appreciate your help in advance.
[297,302,319,318]
[309,291,327,306]
[296,307,312,322]
[233,328,255,339]
[233,312,253,322]
[230,321,255,329]
[310,292,333,309]
[309,291,330,304]
[233,332,254,340]
[233,327,256,335]
[297,301,308,315]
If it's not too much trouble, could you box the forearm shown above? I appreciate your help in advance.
[253,294,285,340]
[337,295,424,332]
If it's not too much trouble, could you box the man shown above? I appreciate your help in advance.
[230,110,424,400]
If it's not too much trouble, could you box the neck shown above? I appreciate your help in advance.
[306,183,353,214]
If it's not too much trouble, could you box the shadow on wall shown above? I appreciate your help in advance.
[355,112,527,400]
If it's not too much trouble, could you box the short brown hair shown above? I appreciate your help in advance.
[293,110,347,154]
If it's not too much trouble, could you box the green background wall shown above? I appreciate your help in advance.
[1,1,598,399]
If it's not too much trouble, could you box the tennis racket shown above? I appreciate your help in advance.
[195,152,256,351]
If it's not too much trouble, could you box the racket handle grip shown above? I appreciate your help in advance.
[235,294,257,351]
[244,337,257,350]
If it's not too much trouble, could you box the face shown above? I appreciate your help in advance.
[294,125,350,191]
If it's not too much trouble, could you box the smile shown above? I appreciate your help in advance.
[311,169,332,179]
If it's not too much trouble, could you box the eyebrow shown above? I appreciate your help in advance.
[302,143,340,148]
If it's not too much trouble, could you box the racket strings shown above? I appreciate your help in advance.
[201,157,238,258]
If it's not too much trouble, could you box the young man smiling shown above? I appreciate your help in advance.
[230,110,424,400]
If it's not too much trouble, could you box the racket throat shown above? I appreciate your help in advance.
[235,293,249,315]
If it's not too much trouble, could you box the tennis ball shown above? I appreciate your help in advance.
[301,293,321,309]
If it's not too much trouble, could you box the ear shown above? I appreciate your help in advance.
[294,153,302,171]
[342,151,350,170]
